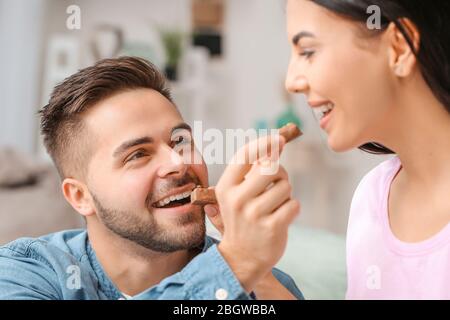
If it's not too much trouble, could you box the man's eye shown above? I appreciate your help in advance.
[126,150,148,162]
[173,135,191,145]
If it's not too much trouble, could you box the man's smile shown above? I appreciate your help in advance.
[152,183,197,209]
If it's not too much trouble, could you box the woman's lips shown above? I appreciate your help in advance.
[309,101,335,131]
[320,108,333,130]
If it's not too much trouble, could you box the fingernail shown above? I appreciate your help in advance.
[259,158,272,168]
[205,205,218,217]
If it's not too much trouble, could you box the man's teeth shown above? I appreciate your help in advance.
[313,103,334,119]
[157,191,191,207]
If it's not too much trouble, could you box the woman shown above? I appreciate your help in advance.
[284,0,450,298]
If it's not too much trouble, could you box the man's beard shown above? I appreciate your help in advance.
[91,174,206,253]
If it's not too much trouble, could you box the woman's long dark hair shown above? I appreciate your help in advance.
[310,0,450,154]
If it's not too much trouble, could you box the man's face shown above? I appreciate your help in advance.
[83,88,208,252]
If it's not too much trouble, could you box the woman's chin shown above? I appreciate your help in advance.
[327,133,355,153]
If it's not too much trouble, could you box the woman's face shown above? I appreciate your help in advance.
[286,0,397,152]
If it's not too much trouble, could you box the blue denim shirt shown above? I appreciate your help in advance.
[0,229,303,300]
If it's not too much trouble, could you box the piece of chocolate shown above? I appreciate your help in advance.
[190,186,217,205]
[279,122,303,143]
[191,123,302,205]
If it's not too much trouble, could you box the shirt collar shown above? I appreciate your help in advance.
[85,234,219,299]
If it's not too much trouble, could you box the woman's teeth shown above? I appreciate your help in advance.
[313,102,335,119]
[156,191,191,208]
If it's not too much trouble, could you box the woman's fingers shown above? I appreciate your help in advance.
[238,161,289,201]
[245,178,292,219]
[269,198,301,227]
[204,204,224,235]
[219,134,286,188]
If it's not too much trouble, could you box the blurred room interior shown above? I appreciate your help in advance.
[0,0,393,299]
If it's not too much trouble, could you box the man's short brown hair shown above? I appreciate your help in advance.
[39,56,172,179]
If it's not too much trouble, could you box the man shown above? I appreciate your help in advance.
[0,57,302,299]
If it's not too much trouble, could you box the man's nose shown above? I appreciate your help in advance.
[156,144,188,179]
[285,58,309,94]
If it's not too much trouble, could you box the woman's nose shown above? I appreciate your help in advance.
[285,59,309,94]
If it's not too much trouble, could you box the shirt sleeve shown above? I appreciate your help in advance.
[133,244,252,300]
[0,247,61,300]
[271,268,305,300]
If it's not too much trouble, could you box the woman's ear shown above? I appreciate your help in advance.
[387,18,420,78]
[62,178,95,218]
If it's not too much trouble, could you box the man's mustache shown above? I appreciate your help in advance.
[146,172,202,207]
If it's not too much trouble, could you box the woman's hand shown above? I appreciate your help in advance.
[208,134,300,293]
[204,200,224,234]
[205,203,298,300]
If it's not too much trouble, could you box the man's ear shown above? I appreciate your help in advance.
[386,19,420,78]
[62,178,95,218]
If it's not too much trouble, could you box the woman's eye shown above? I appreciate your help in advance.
[300,50,315,59]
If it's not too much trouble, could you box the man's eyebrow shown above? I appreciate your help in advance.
[171,123,192,134]
[113,136,154,158]
[112,123,191,158]
[292,31,315,46]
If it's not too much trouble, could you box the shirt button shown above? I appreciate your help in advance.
[215,288,228,300]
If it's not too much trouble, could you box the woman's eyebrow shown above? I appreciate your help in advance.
[292,31,315,46]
